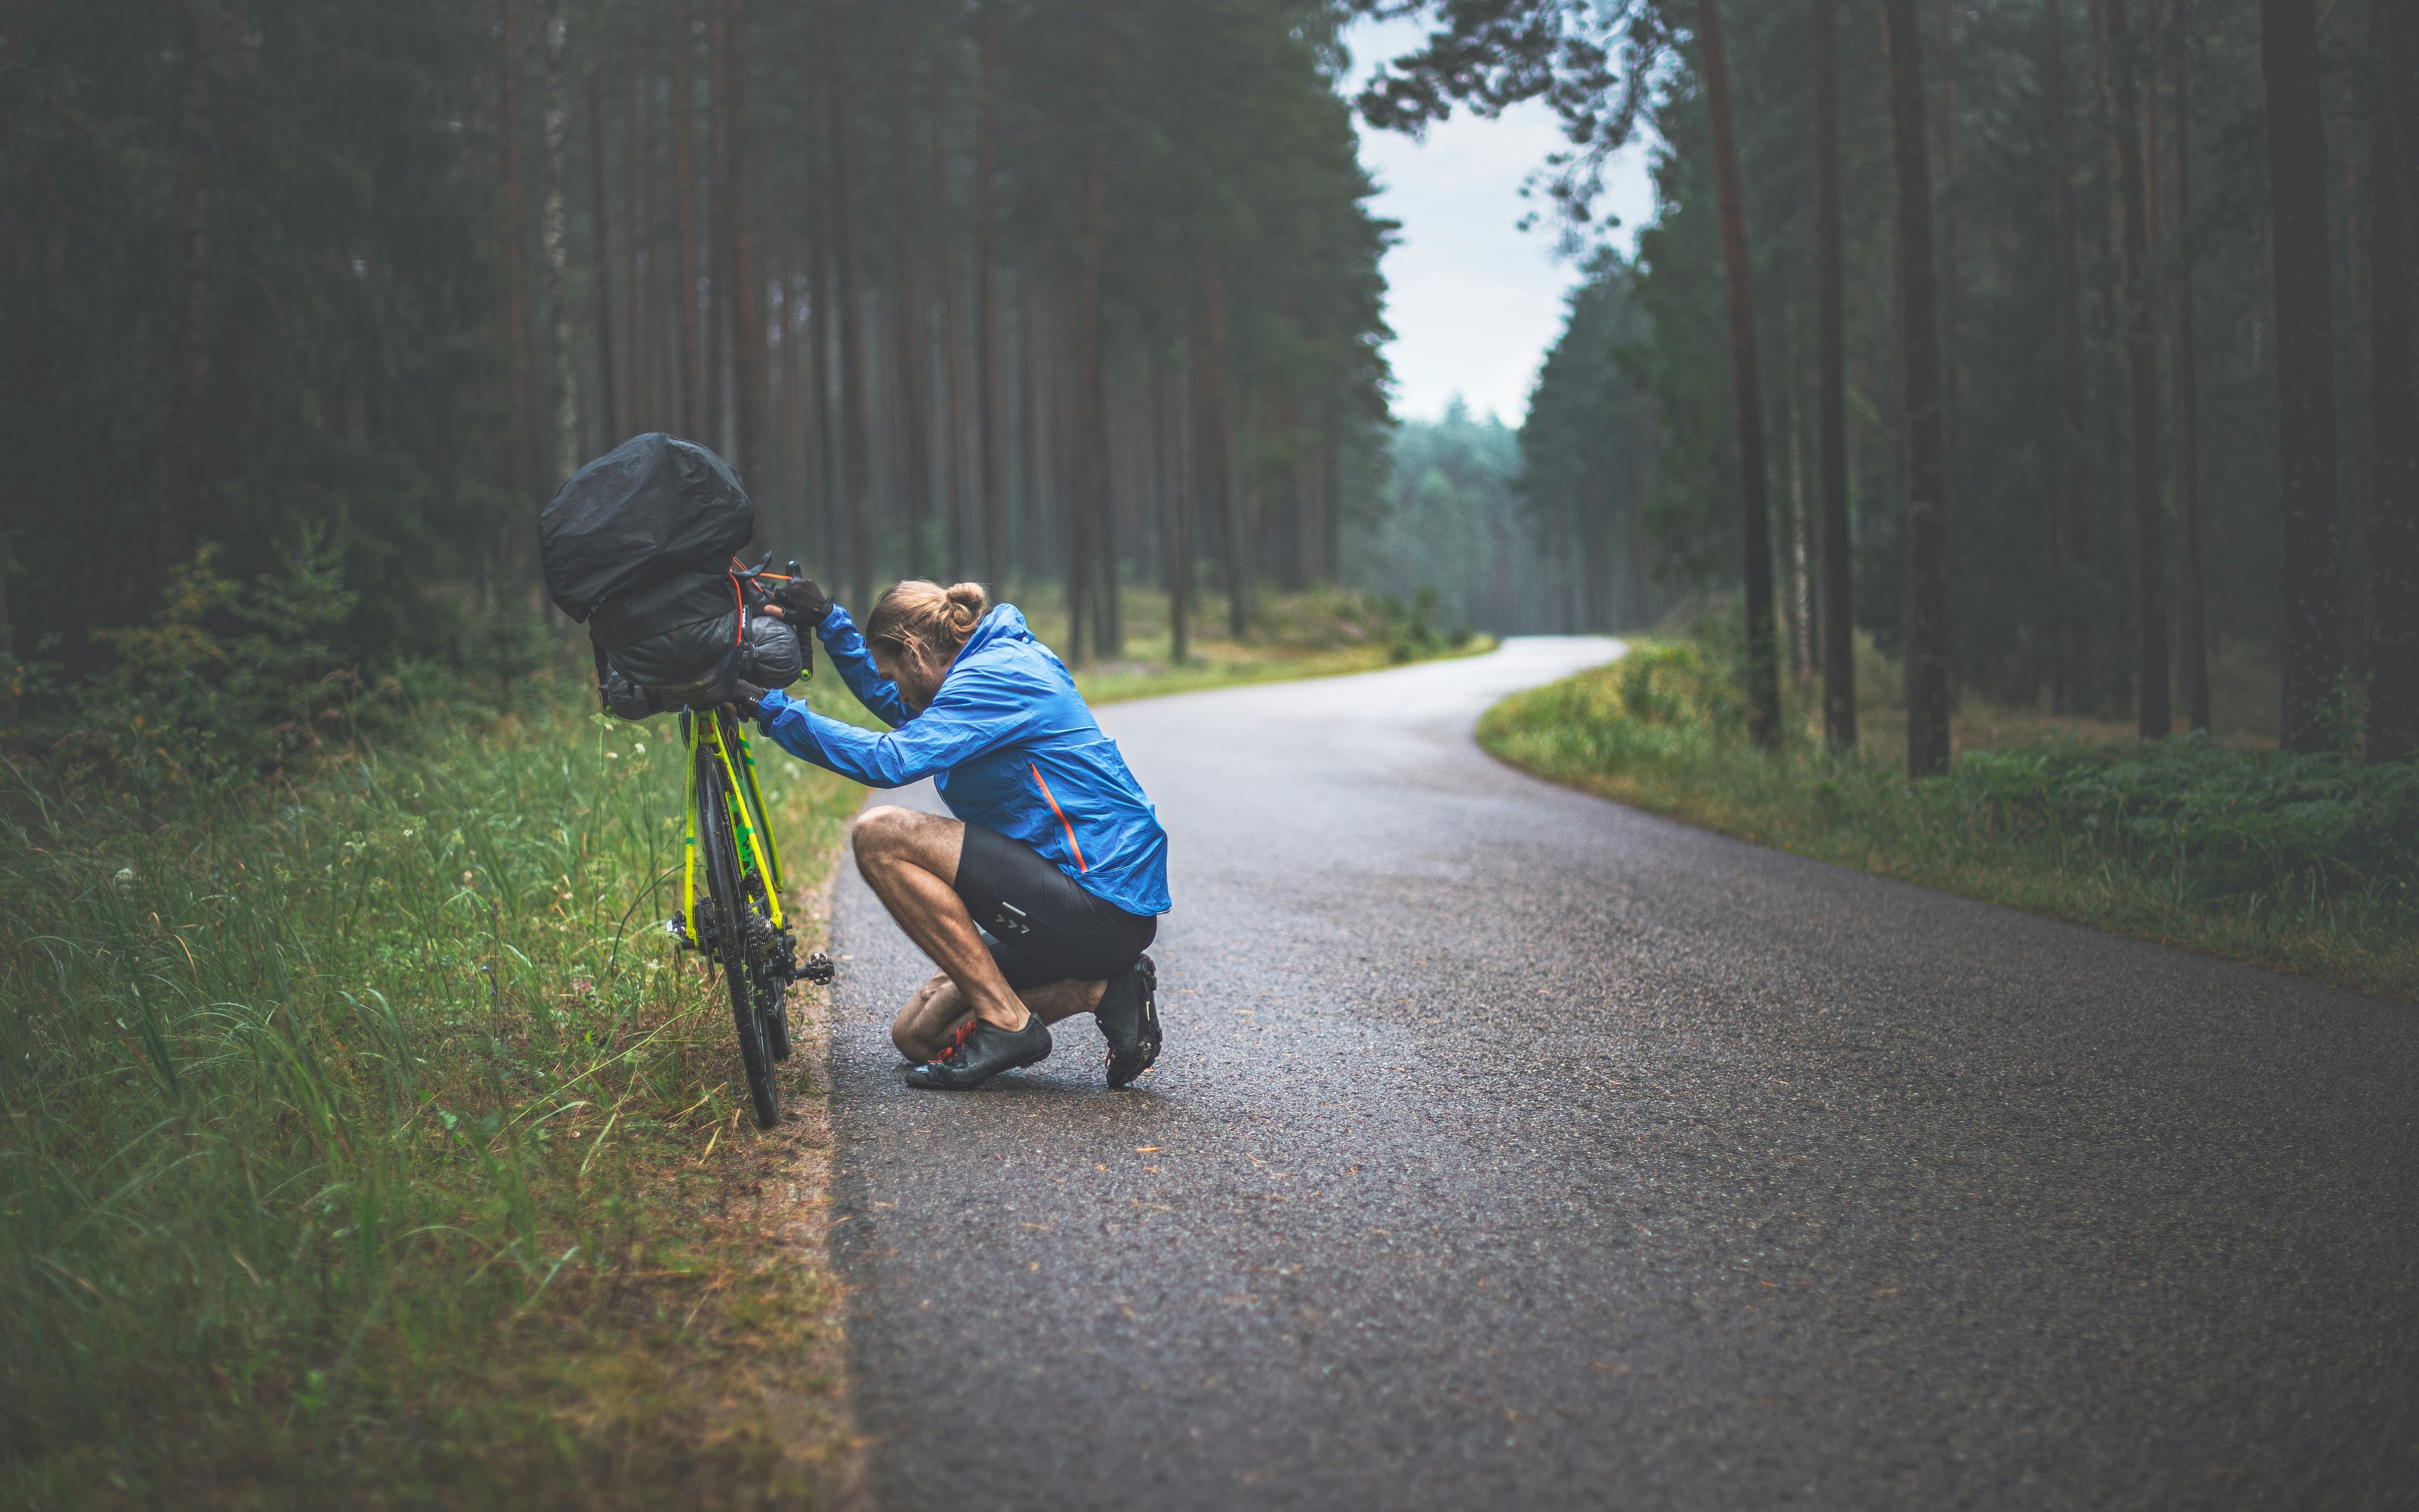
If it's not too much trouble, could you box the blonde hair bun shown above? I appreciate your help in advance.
[867,578,989,659]
[942,581,988,630]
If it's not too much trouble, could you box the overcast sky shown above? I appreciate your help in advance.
[1337,15,1658,428]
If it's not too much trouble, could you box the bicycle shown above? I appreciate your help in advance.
[663,558,832,1129]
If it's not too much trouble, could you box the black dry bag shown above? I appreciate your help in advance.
[538,433,753,623]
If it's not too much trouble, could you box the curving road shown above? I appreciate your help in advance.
[821,638,2419,1510]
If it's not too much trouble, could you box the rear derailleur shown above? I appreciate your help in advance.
[663,913,830,986]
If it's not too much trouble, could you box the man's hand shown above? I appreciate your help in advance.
[770,576,830,625]
[728,680,769,720]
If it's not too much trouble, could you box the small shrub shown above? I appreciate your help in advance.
[64,532,362,790]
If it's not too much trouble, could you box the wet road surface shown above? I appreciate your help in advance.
[820,638,2419,1510]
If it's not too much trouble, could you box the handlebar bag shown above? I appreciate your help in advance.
[540,433,753,623]
[737,612,805,688]
[588,569,805,719]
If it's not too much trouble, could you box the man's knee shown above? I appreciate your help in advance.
[891,1006,927,1061]
[892,979,957,1061]
[851,804,917,860]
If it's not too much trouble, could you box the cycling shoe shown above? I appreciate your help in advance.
[905,1012,1052,1090]
[1095,953,1160,1089]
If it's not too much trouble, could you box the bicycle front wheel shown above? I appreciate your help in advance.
[698,748,782,1129]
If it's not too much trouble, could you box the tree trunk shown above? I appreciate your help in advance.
[1320,413,1341,584]
[1583,463,1611,633]
[976,7,1005,588]
[1627,446,1650,627]
[2344,48,2373,690]
[1200,243,1245,640]
[891,40,931,578]
[2086,1,2130,717]
[587,59,619,445]
[499,0,536,586]
[1813,0,1857,751]
[1883,0,1954,779]
[804,6,836,565]
[164,0,216,574]
[2103,0,2170,738]
[2172,0,2212,733]
[1692,0,1783,748]
[1936,0,1958,460]
[1079,4,1119,660]
[623,43,645,436]
[542,8,576,491]
[670,0,702,441]
[716,0,765,526]
[0,529,13,731]
[1163,343,1192,664]
[700,0,726,454]
[2370,0,2417,760]
[828,0,873,609]
[2261,0,2343,752]
[1272,389,1305,593]
[1100,394,1125,656]
[1053,276,1086,660]
[934,60,967,580]
[1786,383,1811,682]
[1019,267,1046,587]
[780,237,804,553]
[645,36,671,435]
[2047,0,2091,710]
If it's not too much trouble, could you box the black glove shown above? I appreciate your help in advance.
[728,680,769,720]
[771,576,830,625]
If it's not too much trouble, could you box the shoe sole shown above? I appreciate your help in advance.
[1106,955,1161,1089]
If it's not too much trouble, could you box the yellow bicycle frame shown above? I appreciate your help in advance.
[681,707,787,945]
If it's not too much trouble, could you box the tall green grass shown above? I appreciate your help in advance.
[1,683,861,1506]
[1481,644,2419,1001]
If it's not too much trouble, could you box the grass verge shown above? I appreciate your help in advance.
[3,681,866,1508]
[1480,643,2419,1002]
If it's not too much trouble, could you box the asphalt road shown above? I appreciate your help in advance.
[821,638,2419,1511]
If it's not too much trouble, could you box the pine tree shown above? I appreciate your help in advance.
[2262,0,2342,752]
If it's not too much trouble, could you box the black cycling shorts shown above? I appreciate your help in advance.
[953,823,1157,989]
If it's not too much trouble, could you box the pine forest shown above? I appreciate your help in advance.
[3,0,2413,765]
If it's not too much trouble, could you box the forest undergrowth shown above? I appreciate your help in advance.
[1480,642,2419,1002]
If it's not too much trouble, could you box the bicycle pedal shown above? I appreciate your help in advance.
[792,950,835,986]
[664,915,692,950]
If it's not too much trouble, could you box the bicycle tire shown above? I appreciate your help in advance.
[762,923,794,1063]
[699,748,782,1128]
[724,727,795,1067]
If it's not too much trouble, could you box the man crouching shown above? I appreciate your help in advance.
[736,576,1167,1090]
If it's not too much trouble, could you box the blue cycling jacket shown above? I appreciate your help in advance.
[753,603,1171,918]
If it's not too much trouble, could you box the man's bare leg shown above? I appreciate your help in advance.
[850,804,1035,1035]
[892,973,1108,1063]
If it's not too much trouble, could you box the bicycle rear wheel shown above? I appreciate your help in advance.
[698,748,782,1128]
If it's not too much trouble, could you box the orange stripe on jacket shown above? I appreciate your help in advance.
[1029,763,1088,872]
